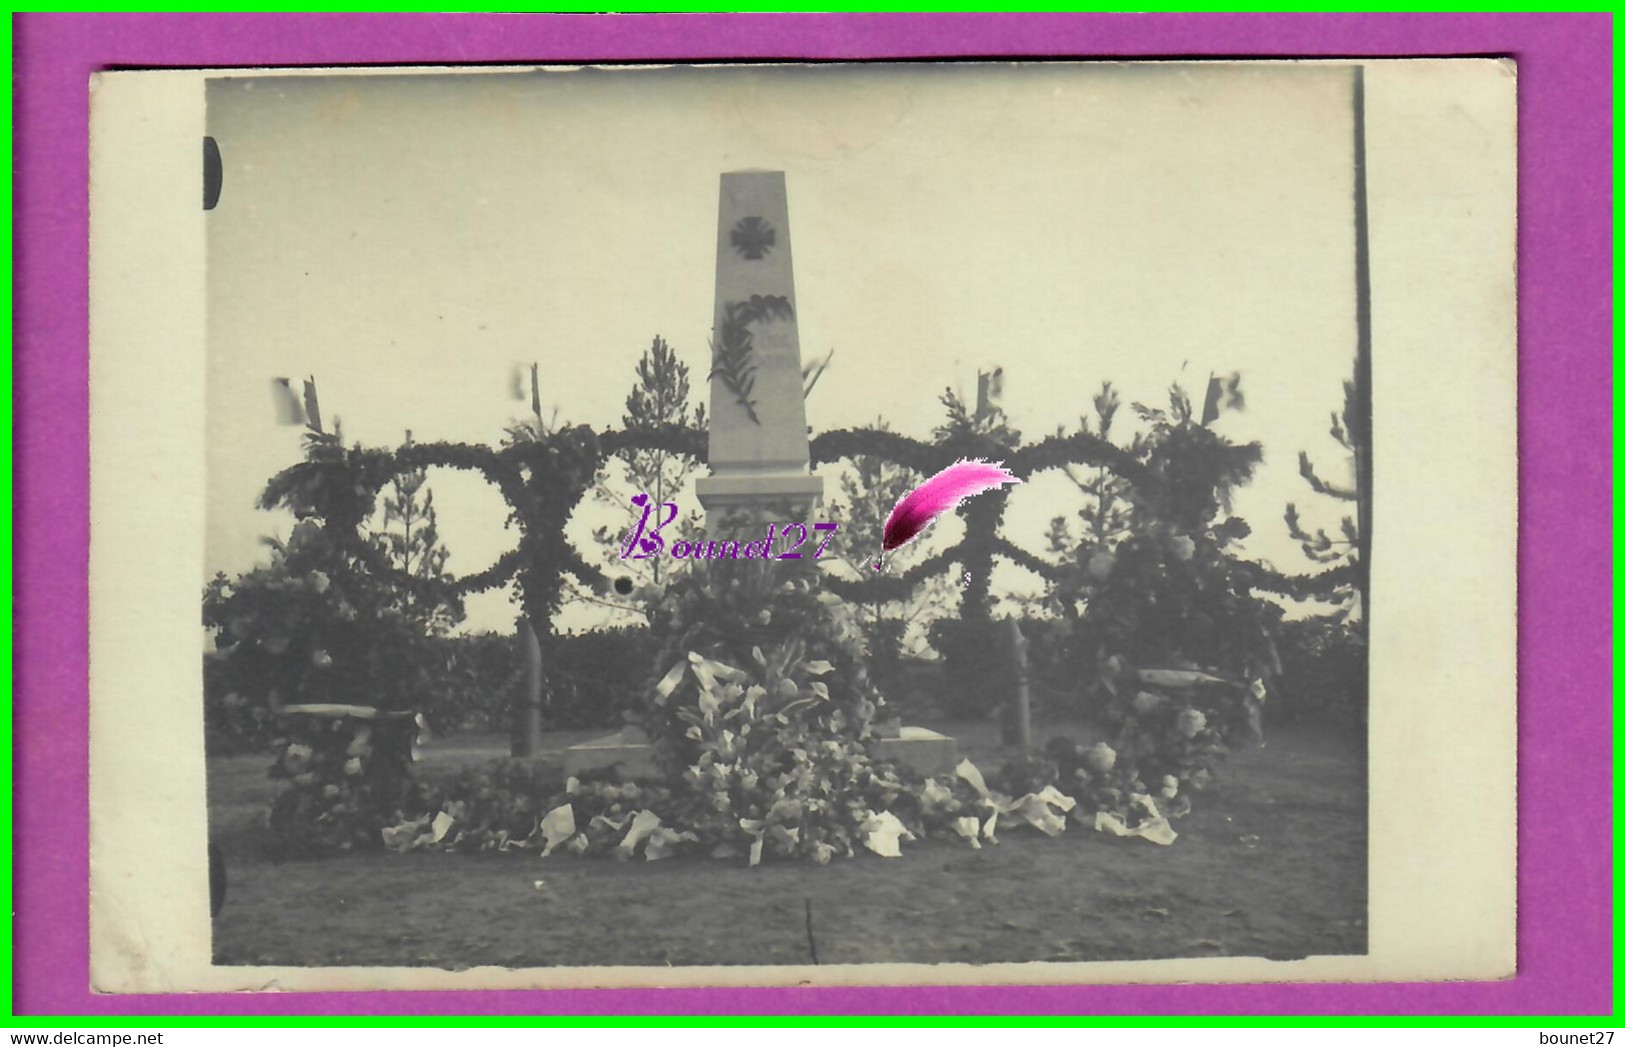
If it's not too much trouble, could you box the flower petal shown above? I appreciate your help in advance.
[654,660,688,701]
[1009,794,1067,837]
[1035,785,1077,813]
[955,759,992,798]
[430,811,455,843]
[618,809,663,856]
[538,804,576,857]
[860,811,915,858]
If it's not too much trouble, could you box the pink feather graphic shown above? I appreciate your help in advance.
[876,459,1022,570]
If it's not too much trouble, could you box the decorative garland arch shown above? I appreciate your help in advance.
[810,426,1158,613]
[259,424,705,634]
[259,418,1347,643]
[813,426,1353,607]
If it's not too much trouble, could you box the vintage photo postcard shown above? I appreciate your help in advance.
[87,59,1516,993]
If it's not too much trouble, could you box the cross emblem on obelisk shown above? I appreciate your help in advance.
[695,172,823,529]
[729,216,776,259]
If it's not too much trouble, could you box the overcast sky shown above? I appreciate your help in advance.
[205,62,1359,634]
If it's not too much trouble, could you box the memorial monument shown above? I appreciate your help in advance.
[564,171,957,778]
[694,170,824,529]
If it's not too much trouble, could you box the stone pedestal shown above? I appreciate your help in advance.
[559,727,660,780]
[876,726,961,777]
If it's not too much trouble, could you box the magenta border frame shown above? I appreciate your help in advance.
[16,12,1609,1018]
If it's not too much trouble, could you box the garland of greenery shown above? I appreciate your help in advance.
[811,426,1157,621]
[818,546,963,605]
[1241,559,1359,601]
[262,428,614,630]
[259,418,1341,640]
[252,412,1352,861]
[989,535,1067,582]
[1006,429,1154,489]
[261,423,1139,636]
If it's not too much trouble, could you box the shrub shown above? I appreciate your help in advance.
[868,656,948,720]
[1039,378,1283,724]
[1070,527,1284,690]
[634,555,902,863]
[203,652,280,756]
[865,617,909,691]
[545,627,662,730]
[422,632,518,735]
[265,707,430,857]
[1053,664,1260,834]
[992,753,1060,797]
[202,521,458,750]
[209,613,662,749]
[394,758,570,853]
[1010,617,1082,716]
[415,627,661,736]
[925,617,1007,719]
[1272,616,1368,731]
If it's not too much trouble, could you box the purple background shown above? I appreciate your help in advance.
[16,13,1610,1018]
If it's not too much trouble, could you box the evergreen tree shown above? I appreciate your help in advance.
[1284,380,1363,615]
[1046,381,1138,556]
[930,383,1023,624]
[827,419,953,669]
[598,336,706,586]
[372,430,462,634]
[1275,380,1368,727]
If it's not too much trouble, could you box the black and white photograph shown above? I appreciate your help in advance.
[88,59,1517,991]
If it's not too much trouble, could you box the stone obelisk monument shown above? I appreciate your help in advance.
[695,171,823,528]
[561,171,959,778]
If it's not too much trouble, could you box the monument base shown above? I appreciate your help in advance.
[558,727,660,780]
[696,472,824,533]
[877,725,961,776]
[695,472,825,504]
[561,725,960,780]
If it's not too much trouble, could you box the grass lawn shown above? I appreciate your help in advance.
[208,717,1366,969]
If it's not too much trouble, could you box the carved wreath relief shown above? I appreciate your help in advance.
[709,294,794,425]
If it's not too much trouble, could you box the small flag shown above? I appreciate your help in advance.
[271,378,306,426]
[302,377,323,434]
[1200,371,1244,427]
[801,348,834,400]
[975,367,1005,421]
